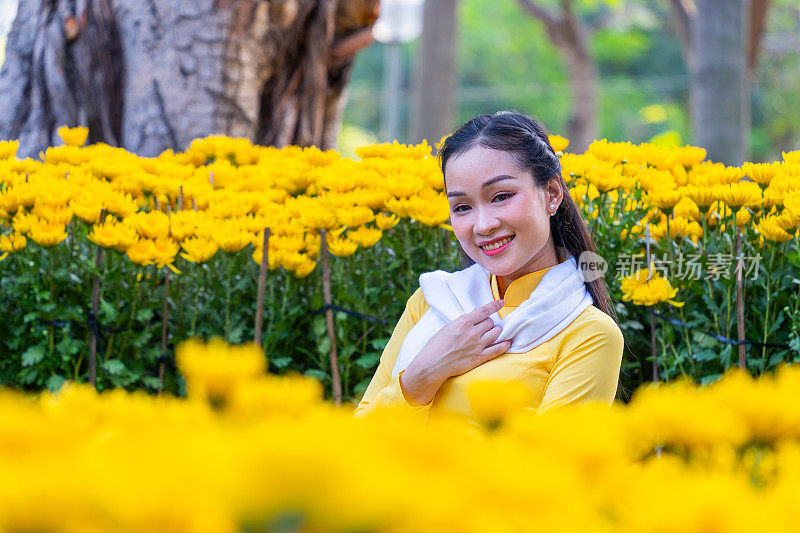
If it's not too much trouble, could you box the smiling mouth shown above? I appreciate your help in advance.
[479,235,515,251]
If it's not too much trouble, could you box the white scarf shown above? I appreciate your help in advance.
[390,251,595,380]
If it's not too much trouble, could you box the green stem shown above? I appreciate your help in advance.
[761,245,777,368]
[592,191,606,236]
[224,252,232,340]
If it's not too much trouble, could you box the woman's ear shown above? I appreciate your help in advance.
[546,177,563,211]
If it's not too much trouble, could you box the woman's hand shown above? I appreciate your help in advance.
[399,299,511,406]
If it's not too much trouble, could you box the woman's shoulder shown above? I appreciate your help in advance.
[550,304,624,355]
[404,286,431,323]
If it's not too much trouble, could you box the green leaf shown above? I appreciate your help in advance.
[18,367,39,385]
[21,345,46,367]
[304,369,328,383]
[103,359,126,375]
[270,356,292,369]
[354,353,380,369]
[45,374,66,392]
[312,316,327,338]
[316,336,331,356]
[142,377,163,390]
[100,298,119,322]
[693,331,718,349]
[700,373,722,386]
[692,349,717,363]
[228,324,244,344]
[136,308,154,322]
[369,337,390,351]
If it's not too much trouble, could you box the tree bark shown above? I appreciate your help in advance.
[690,0,747,165]
[516,0,598,152]
[670,0,770,164]
[0,0,378,158]
[410,0,459,146]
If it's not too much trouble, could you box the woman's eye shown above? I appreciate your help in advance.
[453,193,513,213]
[493,193,513,202]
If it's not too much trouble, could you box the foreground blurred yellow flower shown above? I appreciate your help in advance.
[468,380,534,426]
[621,268,683,307]
[176,337,265,403]
[57,125,89,147]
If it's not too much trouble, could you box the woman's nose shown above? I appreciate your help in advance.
[474,206,501,235]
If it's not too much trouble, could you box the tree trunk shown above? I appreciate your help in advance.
[690,0,747,165]
[410,0,459,146]
[0,0,379,158]
[562,36,598,154]
[516,0,599,152]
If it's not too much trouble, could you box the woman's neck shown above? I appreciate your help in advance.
[495,243,559,300]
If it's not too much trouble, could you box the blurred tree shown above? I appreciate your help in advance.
[0,0,379,158]
[410,0,459,145]
[669,0,771,164]
[515,0,601,152]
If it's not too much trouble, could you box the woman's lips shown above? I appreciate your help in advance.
[480,235,515,256]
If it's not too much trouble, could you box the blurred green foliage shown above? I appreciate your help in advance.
[342,0,800,162]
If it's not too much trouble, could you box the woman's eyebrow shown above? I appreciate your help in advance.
[446,175,517,198]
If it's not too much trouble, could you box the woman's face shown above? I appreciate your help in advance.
[445,145,563,280]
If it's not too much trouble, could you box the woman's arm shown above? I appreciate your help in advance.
[354,289,510,419]
[536,309,624,415]
[353,288,436,420]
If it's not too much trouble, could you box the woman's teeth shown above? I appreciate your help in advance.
[480,236,514,250]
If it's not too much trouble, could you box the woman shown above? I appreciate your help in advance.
[354,111,623,424]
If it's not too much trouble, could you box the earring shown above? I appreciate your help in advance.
[549,204,556,216]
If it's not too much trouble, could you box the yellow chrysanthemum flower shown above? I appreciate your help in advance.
[621,268,683,307]
[325,233,357,257]
[644,189,682,212]
[715,181,762,210]
[0,139,19,159]
[89,220,135,251]
[741,161,781,187]
[27,221,67,247]
[180,237,219,264]
[683,185,716,211]
[128,211,171,240]
[126,238,156,266]
[336,206,375,228]
[0,232,26,253]
[57,125,89,147]
[754,217,794,243]
[549,134,570,153]
[374,212,399,230]
[347,226,382,248]
[293,257,317,278]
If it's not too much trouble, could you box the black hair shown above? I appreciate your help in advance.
[439,110,617,322]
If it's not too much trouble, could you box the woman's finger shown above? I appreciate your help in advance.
[479,325,503,346]
[481,339,512,361]
[465,299,504,325]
